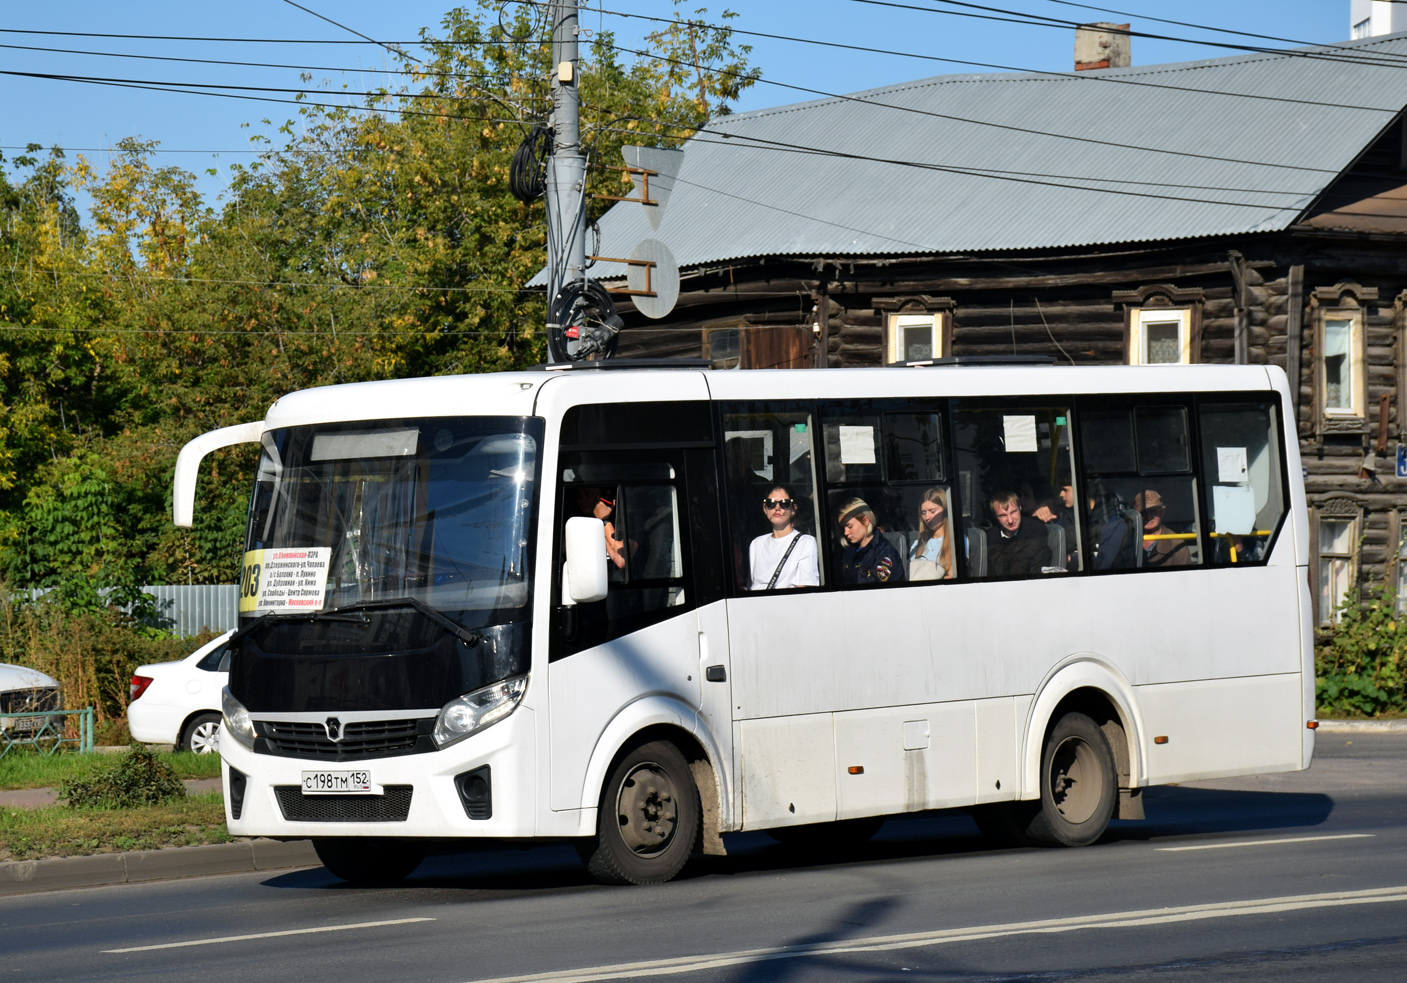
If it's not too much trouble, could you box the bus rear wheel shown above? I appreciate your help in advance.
[313,837,426,886]
[1025,712,1117,847]
[579,739,700,886]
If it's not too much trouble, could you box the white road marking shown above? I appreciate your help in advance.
[462,886,1407,983]
[103,917,435,953]
[1155,833,1375,852]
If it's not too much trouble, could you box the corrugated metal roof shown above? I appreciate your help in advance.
[561,33,1407,281]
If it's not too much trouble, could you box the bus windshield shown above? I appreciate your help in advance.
[246,416,542,628]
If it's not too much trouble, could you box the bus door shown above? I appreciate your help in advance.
[546,401,726,813]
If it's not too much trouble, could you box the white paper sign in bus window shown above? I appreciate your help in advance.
[238,547,332,613]
[1217,446,1248,483]
[1003,415,1038,453]
[839,425,877,465]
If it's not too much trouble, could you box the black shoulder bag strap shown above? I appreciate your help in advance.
[766,534,803,590]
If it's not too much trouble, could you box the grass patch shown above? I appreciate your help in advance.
[0,791,232,861]
[0,748,221,791]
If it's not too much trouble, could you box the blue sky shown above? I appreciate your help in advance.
[0,1,1354,213]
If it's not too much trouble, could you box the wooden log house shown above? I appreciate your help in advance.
[565,32,1407,626]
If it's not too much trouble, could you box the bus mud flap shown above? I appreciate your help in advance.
[690,759,727,855]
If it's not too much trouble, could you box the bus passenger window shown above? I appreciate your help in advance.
[721,404,823,592]
[1198,401,1286,564]
[1079,403,1202,571]
[951,404,1079,578]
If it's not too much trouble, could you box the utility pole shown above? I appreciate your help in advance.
[546,0,586,313]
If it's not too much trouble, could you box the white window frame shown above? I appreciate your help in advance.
[886,312,947,364]
[1128,307,1192,365]
[1318,308,1365,420]
[1316,511,1360,626]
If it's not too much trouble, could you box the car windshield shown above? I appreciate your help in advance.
[245,416,542,628]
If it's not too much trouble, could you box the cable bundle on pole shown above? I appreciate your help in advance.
[510,124,553,203]
[546,280,623,362]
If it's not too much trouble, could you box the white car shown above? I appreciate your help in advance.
[0,663,62,736]
[128,631,233,754]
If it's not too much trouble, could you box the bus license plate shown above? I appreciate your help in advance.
[301,770,377,794]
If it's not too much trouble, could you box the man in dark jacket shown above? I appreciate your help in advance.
[986,491,1050,578]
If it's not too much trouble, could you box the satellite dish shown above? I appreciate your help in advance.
[628,239,679,319]
[621,146,683,232]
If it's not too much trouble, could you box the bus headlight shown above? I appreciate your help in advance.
[433,675,528,749]
[221,687,257,749]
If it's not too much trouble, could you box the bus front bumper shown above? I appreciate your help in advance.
[217,706,538,840]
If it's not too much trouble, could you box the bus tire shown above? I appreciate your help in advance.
[579,739,700,885]
[312,837,426,886]
[765,816,884,848]
[1025,712,1117,847]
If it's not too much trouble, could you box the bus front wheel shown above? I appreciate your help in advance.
[312,837,426,886]
[1026,712,1118,847]
[579,739,700,885]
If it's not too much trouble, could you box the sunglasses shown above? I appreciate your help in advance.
[763,498,795,510]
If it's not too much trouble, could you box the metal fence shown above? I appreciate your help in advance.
[0,707,95,759]
[19,584,239,637]
[140,584,239,636]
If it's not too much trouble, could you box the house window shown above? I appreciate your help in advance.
[1396,527,1407,616]
[1320,312,1363,417]
[703,327,740,369]
[1352,17,1372,40]
[1128,308,1192,365]
[886,313,946,364]
[1317,513,1358,625]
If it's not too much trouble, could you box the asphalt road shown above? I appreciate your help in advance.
[2,735,1405,983]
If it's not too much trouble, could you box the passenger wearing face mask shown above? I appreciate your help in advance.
[908,487,956,581]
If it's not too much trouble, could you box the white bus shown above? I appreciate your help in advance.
[173,360,1313,885]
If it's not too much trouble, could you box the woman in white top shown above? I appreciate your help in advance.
[908,486,956,581]
[748,484,820,590]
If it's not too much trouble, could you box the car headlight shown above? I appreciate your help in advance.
[221,686,257,749]
[433,675,528,749]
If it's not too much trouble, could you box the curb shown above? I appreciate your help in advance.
[0,838,319,896]
[1316,719,1407,733]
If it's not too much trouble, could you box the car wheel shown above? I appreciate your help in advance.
[181,712,223,754]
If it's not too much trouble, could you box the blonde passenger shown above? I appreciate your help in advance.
[837,497,904,585]
[909,487,956,581]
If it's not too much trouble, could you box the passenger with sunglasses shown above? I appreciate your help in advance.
[748,484,820,590]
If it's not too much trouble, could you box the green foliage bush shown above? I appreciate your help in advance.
[1316,576,1407,718]
[58,744,187,809]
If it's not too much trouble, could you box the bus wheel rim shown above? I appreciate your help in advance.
[1049,736,1101,825]
[615,761,678,857]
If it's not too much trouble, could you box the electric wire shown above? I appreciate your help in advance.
[598,41,1346,175]
[574,2,1403,114]
[857,0,1407,69]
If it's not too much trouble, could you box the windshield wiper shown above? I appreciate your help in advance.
[314,597,484,646]
[226,597,483,647]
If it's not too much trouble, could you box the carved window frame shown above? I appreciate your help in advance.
[875,296,954,364]
[1311,283,1376,434]
[1313,498,1362,626]
[1113,284,1204,366]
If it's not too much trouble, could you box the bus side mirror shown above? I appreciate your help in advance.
[172,421,265,528]
[562,516,609,605]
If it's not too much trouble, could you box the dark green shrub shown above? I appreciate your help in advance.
[1316,577,1407,718]
[58,744,187,809]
